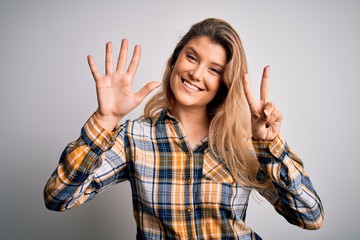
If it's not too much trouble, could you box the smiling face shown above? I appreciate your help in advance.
[169,36,227,113]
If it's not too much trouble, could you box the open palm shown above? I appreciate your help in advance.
[87,39,160,130]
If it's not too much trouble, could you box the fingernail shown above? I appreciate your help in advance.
[263,110,269,117]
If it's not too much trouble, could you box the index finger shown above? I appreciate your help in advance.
[260,66,270,102]
[242,73,256,110]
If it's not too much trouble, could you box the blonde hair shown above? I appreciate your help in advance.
[144,18,267,188]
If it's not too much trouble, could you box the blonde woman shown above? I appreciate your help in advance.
[44,18,324,239]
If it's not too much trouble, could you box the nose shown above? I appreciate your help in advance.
[189,65,204,82]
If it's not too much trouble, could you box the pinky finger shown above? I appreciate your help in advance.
[87,55,101,81]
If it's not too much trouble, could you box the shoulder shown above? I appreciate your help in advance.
[120,111,164,137]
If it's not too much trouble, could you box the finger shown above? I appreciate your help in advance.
[263,101,275,120]
[105,42,113,75]
[267,110,283,130]
[262,101,275,128]
[242,73,256,110]
[127,45,141,75]
[135,81,161,103]
[87,55,101,81]
[116,39,128,72]
[260,66,270,102]
[269,110,283,125]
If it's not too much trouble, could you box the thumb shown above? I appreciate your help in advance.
[136,81,161,102]
[252,110,270,133]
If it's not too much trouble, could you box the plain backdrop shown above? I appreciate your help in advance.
[1,1,359,239]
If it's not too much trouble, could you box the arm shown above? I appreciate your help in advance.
[243,66,324,229]
[43,114,127,211]
[253,135,324,229]
[44,39,159,211]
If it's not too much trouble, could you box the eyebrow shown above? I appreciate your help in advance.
[184,46,225,68]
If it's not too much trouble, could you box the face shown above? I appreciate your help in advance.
[170,36,227,112]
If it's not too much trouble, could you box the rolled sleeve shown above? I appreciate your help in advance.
[81,113,121,155]
[252,134,303,166]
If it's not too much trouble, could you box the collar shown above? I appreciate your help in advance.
[152,108,178,125]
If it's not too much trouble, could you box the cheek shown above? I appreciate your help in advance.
[208,77,223,92]
[169,71,176,90]
[169,71,179,98]
[173,56,187,72]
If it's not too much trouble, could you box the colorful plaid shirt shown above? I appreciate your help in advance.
[44,109,324,239]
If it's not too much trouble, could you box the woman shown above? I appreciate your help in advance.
[44,18,324,239]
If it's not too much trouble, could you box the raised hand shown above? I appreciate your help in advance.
[243,66,282,141]
[87,39,160,130]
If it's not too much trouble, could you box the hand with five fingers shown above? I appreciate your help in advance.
[243,66,282,141]
[87,39,160,130]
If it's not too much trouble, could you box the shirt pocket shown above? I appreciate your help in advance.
[202,152,235,184]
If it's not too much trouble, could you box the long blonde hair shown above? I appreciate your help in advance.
[144,18,267,188]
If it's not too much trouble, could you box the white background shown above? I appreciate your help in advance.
[0,0,359,239]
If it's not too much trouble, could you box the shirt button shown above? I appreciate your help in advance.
[187,207,191,213]
[101,141,106,146]
[187,179,191,184]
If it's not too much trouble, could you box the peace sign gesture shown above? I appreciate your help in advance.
[243,66,283,141]
[87,39,160,130]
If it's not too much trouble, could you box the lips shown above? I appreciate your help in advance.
[181,78,204,92]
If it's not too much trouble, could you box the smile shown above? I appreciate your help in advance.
[181,78,204,92]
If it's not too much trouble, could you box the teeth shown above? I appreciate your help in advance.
[183,80,201,91]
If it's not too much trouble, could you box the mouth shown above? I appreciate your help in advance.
[181,78,204,92]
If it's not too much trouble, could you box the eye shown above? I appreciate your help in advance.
[209,67,221,75]
[186,54,197,63]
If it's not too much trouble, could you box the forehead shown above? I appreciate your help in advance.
[183,36,227,66]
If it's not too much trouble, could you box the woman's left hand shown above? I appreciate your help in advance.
[243,66,282,141]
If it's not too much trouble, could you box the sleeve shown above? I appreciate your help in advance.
[252,134,324,230]
[43,113,129,211]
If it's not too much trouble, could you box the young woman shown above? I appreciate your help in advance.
[44,18,324,239]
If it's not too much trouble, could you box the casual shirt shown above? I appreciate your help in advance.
[44,109,324,239]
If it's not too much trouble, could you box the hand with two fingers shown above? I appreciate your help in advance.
[243,66,283,141]
[87,39,160,130]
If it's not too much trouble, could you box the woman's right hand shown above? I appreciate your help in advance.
[87,39,160,130]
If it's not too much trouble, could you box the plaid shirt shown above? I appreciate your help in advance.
[44,109,324,239]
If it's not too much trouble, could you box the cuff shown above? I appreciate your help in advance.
[81,113,121,155]
[252,134,288,163]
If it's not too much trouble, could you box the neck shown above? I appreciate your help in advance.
[170,105,209,148]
